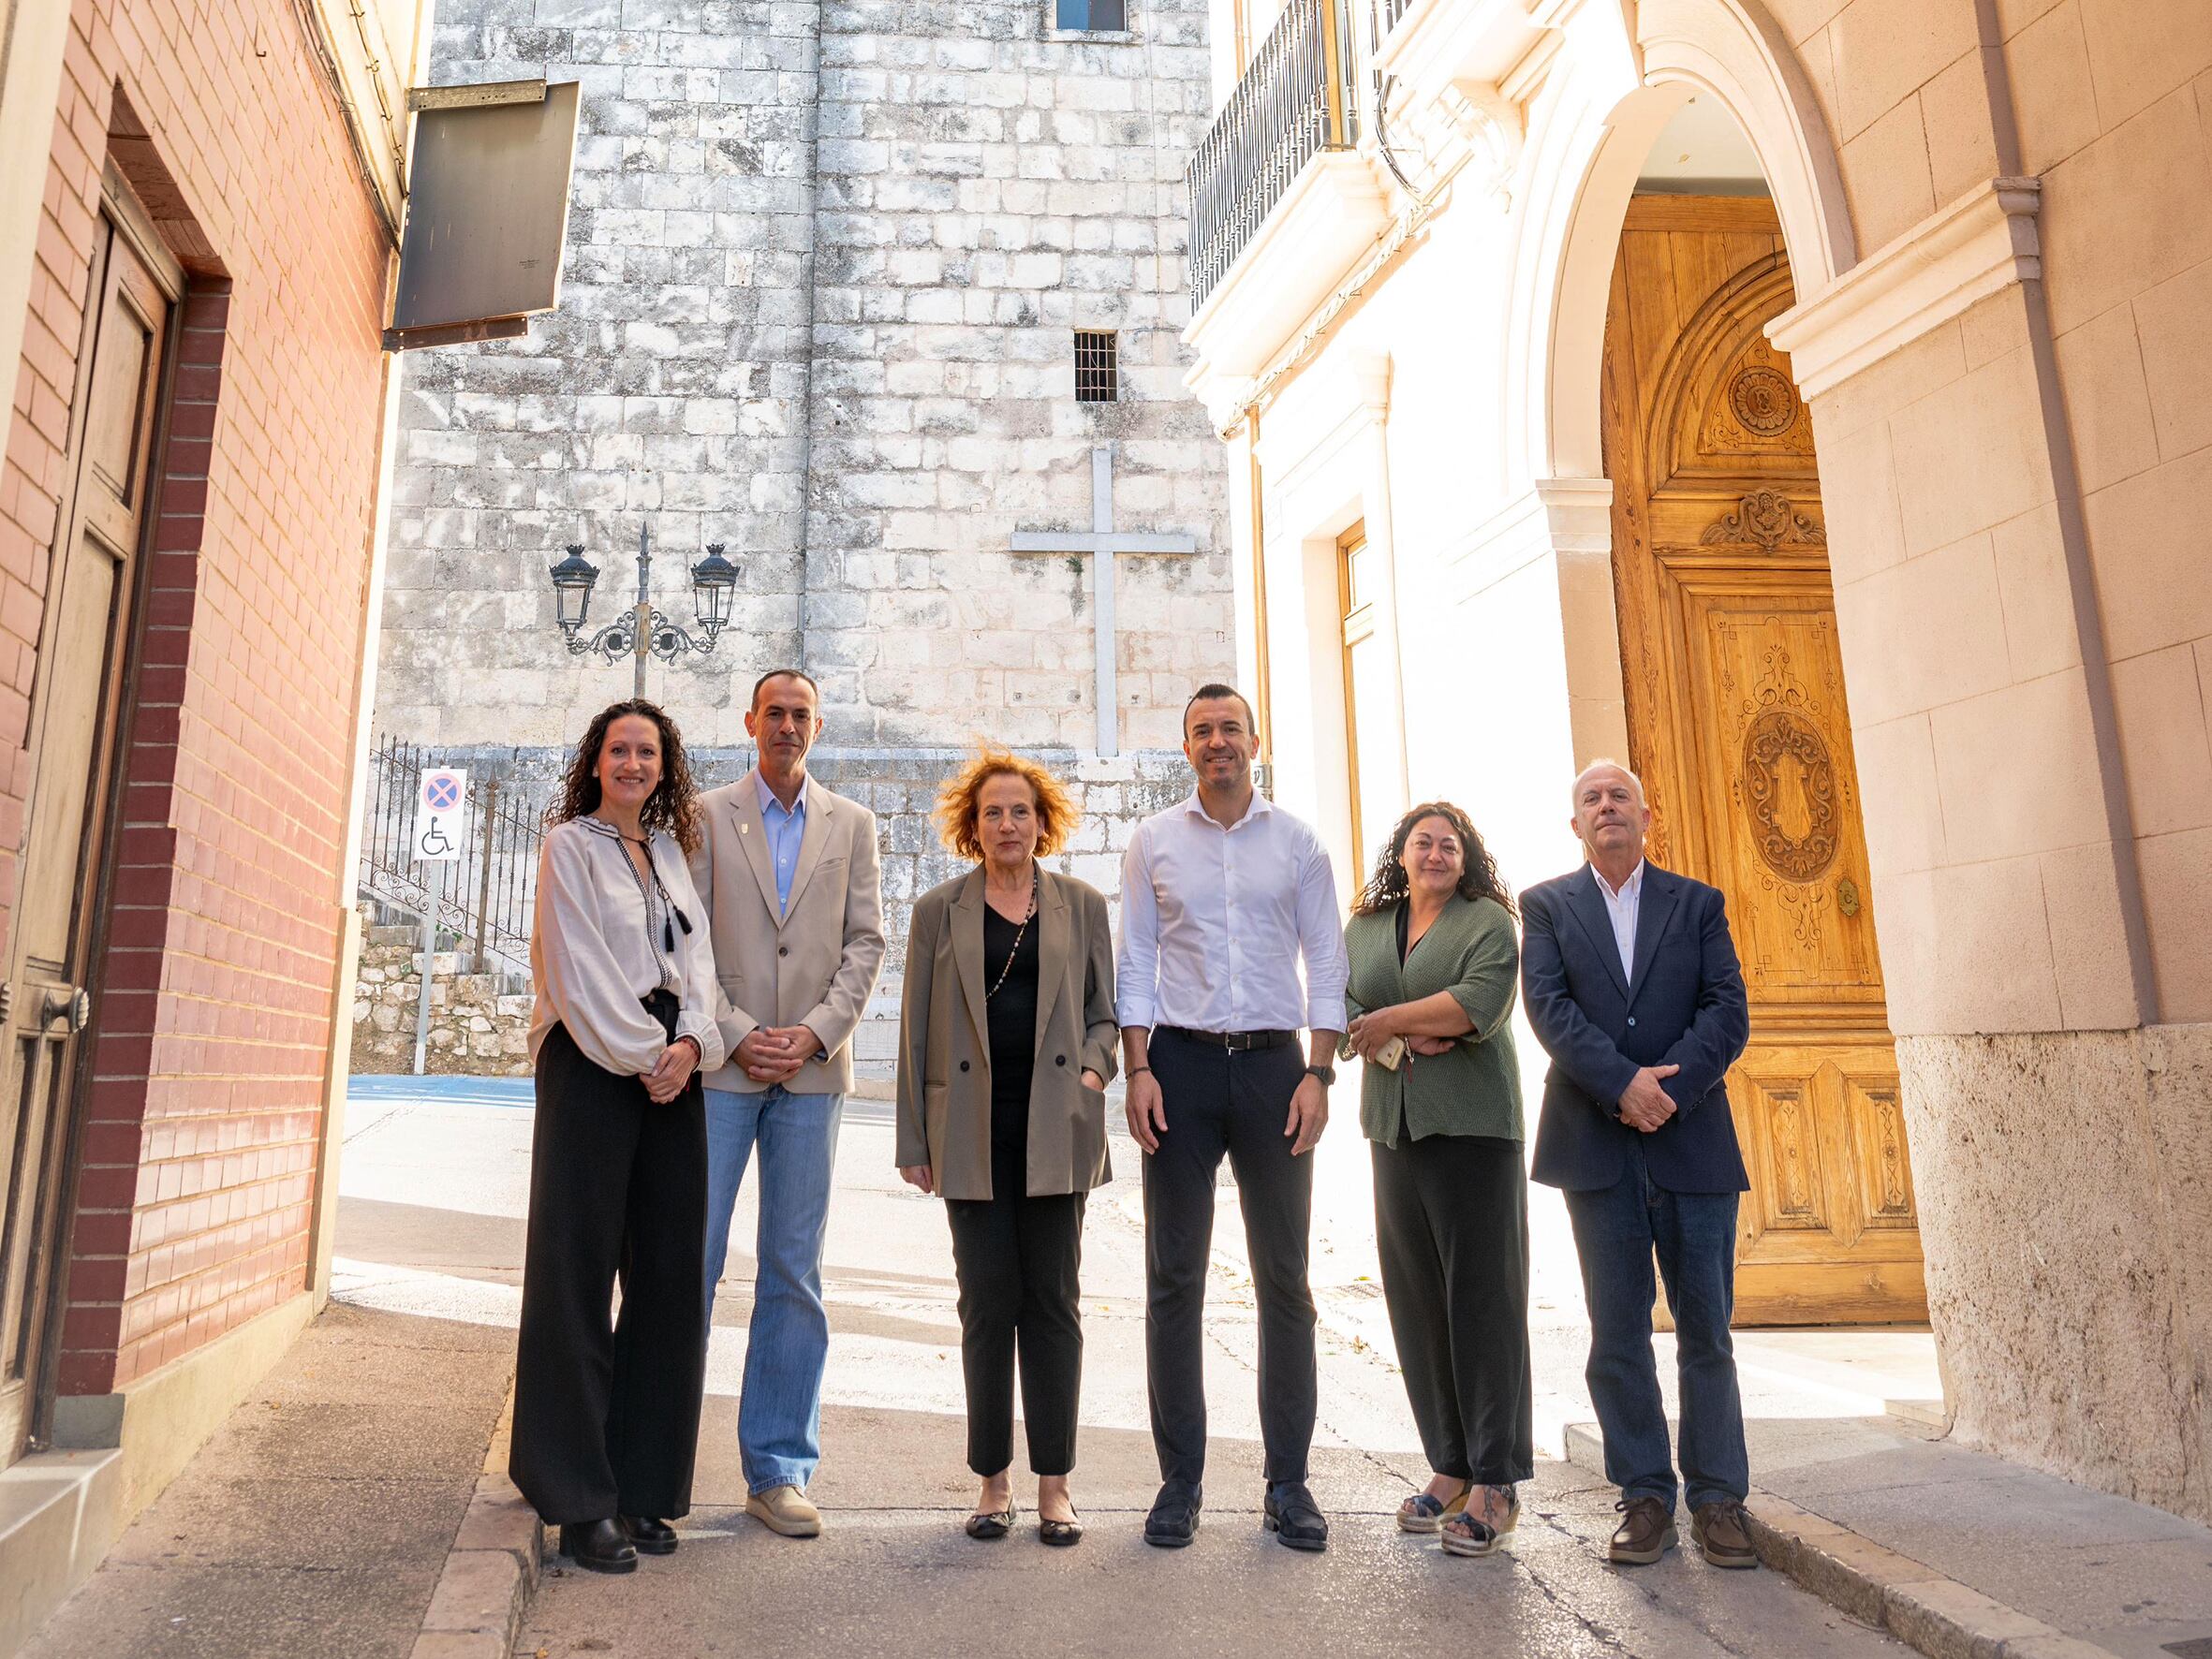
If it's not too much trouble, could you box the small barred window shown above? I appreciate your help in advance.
[1057,0,1127,28]
[1075,330,1119,403]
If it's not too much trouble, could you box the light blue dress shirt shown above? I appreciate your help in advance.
[756,771,807,914]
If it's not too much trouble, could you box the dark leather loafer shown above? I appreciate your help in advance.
[1690,1500,1758,1568]
[620,1515,678,1555]
[559,1518,639,1574]
[1143,1481,1202,1548]
[1263,1480,1328,1552]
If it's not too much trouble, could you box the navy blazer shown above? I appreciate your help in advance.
[1522,862,1751,1195]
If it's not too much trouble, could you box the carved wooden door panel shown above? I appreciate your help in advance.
[1601,195,1925,1325]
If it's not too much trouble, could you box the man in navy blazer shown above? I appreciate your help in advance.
[1521,760,1756,1571]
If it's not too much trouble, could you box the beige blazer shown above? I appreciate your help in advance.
[687,771,886,1095]
[894,867,1119,1201]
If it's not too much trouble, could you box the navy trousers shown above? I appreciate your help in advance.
[1560,1137,1748,1512]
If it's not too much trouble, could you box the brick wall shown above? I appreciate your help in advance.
[2,0,391,1394]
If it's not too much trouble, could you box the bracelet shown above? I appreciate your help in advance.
[1128,1065,1152,1078]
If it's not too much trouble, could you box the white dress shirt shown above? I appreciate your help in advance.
[530,817,727,1077]
[1115,790,1349,1035]
[1590,858,1645,984]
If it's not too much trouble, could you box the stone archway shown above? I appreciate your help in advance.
[1510,0,1857,487]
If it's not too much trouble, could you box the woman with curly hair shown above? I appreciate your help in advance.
[1341,801,1533,1559]
[894,747,1118,1547]
[511,699,725,1575]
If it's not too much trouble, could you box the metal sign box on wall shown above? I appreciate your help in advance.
[383,79,582,352]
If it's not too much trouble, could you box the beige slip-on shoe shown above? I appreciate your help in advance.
[745,1484,823,1538]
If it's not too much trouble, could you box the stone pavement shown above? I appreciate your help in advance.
[23,1077,2205,1658]
[519,1092,1904,1658]
[19,1300,513,1659]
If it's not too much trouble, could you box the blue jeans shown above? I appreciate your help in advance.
[1561,1138,1749,1513]
[702,1085,843,1495]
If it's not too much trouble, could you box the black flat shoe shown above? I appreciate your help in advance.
[1038,1511,1084,1547]
[965,1499,1017,1540]
[1263,1481,1329,1552]
[1143,1481,1202,1549]
[620,1515,678,1555]
[559,1519,639,1574]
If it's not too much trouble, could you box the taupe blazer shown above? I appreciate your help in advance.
[894,867,1119,1201]
[687,771,886,1096]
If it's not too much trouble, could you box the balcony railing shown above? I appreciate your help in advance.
[1373,0,1415,38]
[1187,0,1361,311]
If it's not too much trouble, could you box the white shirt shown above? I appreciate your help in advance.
[1115,790,1349,1035]
[1590,859,1645,984]
[530,818,727,1077]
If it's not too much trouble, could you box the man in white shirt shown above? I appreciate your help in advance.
[1117,683,1349,1552]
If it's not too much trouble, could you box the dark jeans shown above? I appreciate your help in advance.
[944,1183,1086,1477]
[511,1011,708,1524]
[1560,1137,1748,1513]
[1372,1133,1534,1487]
[1143,1030,1315,1488]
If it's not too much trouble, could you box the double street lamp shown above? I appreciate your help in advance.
[548,524,741,699]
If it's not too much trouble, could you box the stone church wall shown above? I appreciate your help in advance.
[372,1,1233,1040]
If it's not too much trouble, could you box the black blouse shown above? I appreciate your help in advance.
[982,903,1040,1165]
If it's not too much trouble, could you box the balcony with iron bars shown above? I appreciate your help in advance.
[1181,0,1391,386]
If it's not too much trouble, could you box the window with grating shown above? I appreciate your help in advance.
[1056,0,1128,28]
[1075,330,1119,403]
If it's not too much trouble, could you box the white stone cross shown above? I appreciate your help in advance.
[1010,446,1199,757]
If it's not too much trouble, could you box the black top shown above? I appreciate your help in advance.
[982,902,1041,1178]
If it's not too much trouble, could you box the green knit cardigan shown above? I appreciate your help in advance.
[1342,893,1524,1147]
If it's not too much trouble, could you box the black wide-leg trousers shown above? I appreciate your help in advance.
[944,1182,1086,1477]
[1372,1132,1535,1488]
[1143,1030,1315,1488]
[510,1018,708,1525]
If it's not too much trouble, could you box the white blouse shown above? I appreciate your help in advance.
[529,816,727,1078]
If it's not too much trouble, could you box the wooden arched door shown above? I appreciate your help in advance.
[1601,194,1926,1326]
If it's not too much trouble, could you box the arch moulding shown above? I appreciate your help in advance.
[1513,0,1856,484]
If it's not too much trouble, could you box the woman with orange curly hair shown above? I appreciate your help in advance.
[895,747,1118,1547]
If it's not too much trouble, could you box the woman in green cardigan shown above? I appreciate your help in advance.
[1343,801,1533,1559]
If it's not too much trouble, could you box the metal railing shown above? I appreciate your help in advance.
[1372,0,1415,42]
[357,738,544,975]
[1187,0,1362,311]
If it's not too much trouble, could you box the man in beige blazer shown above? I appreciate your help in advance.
[689,668,885,1540]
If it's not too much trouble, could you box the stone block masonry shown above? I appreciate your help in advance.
[350,918,535,1078]
[377,0,1233,766]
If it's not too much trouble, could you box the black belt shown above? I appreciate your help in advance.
[1158,1026,1295,1052]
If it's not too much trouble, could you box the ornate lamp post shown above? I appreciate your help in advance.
[548,525,741,699]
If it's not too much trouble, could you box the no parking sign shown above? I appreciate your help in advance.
[414,768,468,861]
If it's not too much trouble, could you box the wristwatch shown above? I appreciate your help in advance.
[1304,1064,1336,1087]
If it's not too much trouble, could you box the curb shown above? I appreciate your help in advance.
[413,1387,543,1659]
[1562,1425,2116,1659]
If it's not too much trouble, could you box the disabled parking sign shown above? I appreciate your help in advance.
[414,768,467,862]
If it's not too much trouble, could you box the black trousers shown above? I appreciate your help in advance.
[1143,1030,1315,1487]
[944,1182,1086,1476]
[1372,1133,1535,1487]
[510,1015,708,1524]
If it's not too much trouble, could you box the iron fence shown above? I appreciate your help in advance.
[1187,0,1361,311]
[358,737,544,976]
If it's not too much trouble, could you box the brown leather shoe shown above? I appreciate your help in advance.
[1691,1500,1759,1568]
[1608,1494,1677,1564]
